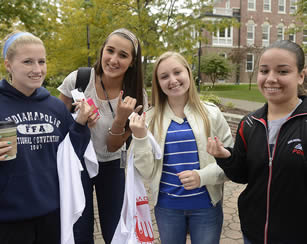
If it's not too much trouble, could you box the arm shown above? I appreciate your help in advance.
[59,90,99,128]
[207,118,249,184]
[192,105,233,187]
[107,91,142,152]
[59,93,72,111]
[68,100,92,159]
[129,112,156,180]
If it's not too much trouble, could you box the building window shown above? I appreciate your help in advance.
[226,0,230,8]
[290,0,297,14]
[263,0,271,11]
[289,33,296,42]
[277,25,284,40]
[303,30,307,44]
[248,0,256,11]
[219,53,227,58]
[246,54,254,72]
[247,22,255,45]
[278,0,286,13]
[212,27,233,46]
[262,23,270,47]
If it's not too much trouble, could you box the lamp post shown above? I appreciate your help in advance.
[197,31,202,93]
[84,0,91,67]
[86,24,90,67]
[197,40,201,92]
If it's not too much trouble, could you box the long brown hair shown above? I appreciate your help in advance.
[93,28,145,110]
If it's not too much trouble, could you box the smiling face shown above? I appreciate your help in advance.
[257,48,304,106]
[4,43,46,96]
[156,56,190,103]
[101,34,134,81]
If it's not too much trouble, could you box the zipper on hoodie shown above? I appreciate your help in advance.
[252,117,272,244]
[253,112,307,244]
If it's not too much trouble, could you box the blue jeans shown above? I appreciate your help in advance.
[154,202,223,244]
[73,159,125,244]
[243,235,253,244]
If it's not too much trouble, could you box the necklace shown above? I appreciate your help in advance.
[100,78,115,118]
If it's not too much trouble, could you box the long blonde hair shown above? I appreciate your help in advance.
[150,51,211,138]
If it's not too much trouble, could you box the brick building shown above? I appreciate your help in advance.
[200,0,305,84]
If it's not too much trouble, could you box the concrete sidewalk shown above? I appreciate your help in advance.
[220,97,264,112]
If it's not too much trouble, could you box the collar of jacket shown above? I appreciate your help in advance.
[163,101,193,123]
[250,95,307,121]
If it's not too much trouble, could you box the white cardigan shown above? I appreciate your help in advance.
[132,101,233,206]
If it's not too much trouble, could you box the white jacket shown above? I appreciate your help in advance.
[132,101,233,206]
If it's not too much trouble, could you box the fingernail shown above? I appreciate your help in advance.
[4,155,8,158]
[0,135,2,139]
[121,90,123,94]
[7,141,11,145]
[214,136,217,140]
[143,112,146,115]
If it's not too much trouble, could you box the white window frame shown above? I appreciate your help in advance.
[303,30,307,44]
[290,0,297,14]
[289,33,296,42]
[248,0,256,11]
[226,0,230,8]
[212,27,233,47]
[263,0,271,12]
[277,25,284,40]
[262,23,270,47]
[246,53,254,72]
[278,0,286,13]
[247,21,255,45]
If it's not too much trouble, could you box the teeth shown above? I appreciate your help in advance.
[170,84,181,89]
[265,87,280,92]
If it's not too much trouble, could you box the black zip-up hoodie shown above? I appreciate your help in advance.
[216,96,307,244]
[0,79,90,222]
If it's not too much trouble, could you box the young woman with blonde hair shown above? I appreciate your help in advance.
[129,51,233,244]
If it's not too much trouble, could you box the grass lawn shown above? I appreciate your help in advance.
[200,83,266,103]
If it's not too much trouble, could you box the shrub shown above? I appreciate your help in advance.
[200,94,221,105]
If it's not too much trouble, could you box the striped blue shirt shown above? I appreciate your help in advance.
[157,118,212,210]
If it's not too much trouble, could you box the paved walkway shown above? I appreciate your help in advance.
[93,181,246,244]
[220,97,264,112]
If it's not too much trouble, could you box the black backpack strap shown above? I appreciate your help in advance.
[70,67,91,113]
[75,67,92,92]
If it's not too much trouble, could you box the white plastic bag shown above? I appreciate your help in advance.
[111,132,162,244]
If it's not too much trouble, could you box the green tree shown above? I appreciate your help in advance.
[0,0,47,36]
[228,46,263,90]
[294,0,307,51]
[200,54,231,87]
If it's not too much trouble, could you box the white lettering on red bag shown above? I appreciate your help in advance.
[135,196,154,243]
